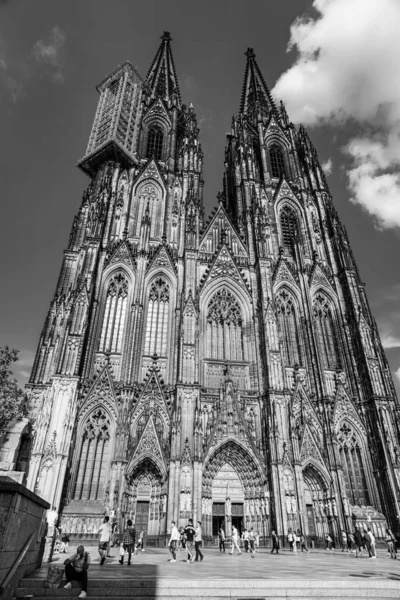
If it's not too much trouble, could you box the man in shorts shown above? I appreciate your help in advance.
[98,516,111,565]
[184,518,196,563]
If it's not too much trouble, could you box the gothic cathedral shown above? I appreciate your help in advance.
[24,32,400,543]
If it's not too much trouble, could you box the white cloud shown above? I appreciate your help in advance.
[272,0,400,229]
[321,158,333,175]
[395,368,400,384]
[33,26,65,84]
[381,333,400,349]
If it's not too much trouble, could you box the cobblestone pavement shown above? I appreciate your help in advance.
[33,546,400,581]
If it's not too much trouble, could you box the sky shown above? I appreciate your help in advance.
[0,0,400,395]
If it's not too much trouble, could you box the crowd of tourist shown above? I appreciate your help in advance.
[60,518,398,598]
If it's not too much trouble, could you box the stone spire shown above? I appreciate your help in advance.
[146,31,181,107]
[239,47,278,117]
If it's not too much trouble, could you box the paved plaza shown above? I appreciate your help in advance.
[32,546,400,582]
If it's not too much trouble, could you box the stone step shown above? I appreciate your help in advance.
[15,587,400,600]
[14,577,400,599]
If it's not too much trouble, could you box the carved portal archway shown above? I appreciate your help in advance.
[125,457,166,539]
[203,441,268,537]
[302,463,331,540]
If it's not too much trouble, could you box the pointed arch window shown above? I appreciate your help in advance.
[313,293,341,370]
[280,205,299,253]
[146,126,164,161]
[99,273,128,353]
[73,409,111,501]
[206,288,244,361]
[276,290,302,366]
[144,278,170,357]
[338,422,370,506]
[269,144,286,179]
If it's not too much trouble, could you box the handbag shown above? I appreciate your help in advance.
[44,566,64,588]
[119,545,126,557]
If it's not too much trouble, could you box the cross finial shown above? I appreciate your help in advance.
[162,31,172,41]
[245,47,255,59]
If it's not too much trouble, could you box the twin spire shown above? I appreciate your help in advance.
[146,34,276,118]
[240,47,277,116]
[146,31,181,106]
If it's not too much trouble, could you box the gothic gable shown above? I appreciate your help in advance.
[274,177,299,205]
[142,97,171,127]
[146,244,177,276]
[199,244,251,297]
[309,263,334,292]
[134,158,166,190]
[273,256,299,287]
[199,205,247,258]
[79,365,118,423]
[105,239,136,271]
[203,380,264,474]
[183,291,197,316]
[264,115,290,145]
[291,378,322,441]
[132,368,171,430]
[300,424,325,466]
[333,378,366,434]
[126,415,167,480]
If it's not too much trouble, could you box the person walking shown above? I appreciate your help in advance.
[341,530,348,552]
[218,526,226,553]
[242,529,249,552]
[184,519,196,562]
[288,530,294,551]
[134,530,145,554]
[385,528,397,559]
[63,545,90,599]
[249,528,256,558]
[347,531,355,553]
[367,527,376,559]
[98,516,111,565]
[300,533,309,553]
[194,521,204,561]
[271,530,279,554]
[363,528,371,557]
[169,521,180,563]
[354,527,364,558]
[230,525,242,555]
[324,533,334,551]
[120,519,135,565]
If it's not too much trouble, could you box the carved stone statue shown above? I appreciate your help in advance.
[180,490,186,512]
[290,493,297,515]
[249,498,255,515]
[255,498,261,516]
[285,493,292,515]
[332,497,338,517]
[185,490,192,512]
[225,497,231,517]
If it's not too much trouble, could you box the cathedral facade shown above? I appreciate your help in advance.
[24,32,400,543]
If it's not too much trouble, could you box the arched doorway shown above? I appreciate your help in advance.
[203,440,268,539]
[125,457,166,544]
[302,463,330,541]
[211,463,244,536]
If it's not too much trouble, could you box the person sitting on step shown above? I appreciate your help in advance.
[63,545,90,599]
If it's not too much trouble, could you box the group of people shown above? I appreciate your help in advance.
[61,518,398,597]
[331,526,397,559]
[168,519,204,562]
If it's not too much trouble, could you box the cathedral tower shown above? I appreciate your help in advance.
[22,35,400,543]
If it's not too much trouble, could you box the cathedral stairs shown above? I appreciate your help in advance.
[13,577,400,600]
[13,548,400,600]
